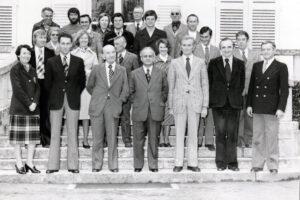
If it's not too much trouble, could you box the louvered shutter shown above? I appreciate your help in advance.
[52,3,78,27]
[0,5,14,52]
[155,5,181,29]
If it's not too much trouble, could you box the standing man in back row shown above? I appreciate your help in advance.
[61,8,82,37]
[126,6,145,37]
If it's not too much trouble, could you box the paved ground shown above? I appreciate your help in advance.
[0,181,298,200]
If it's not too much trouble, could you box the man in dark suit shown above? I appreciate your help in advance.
[130,47,168,172]
[114,36,139,147]
[103,13,134,52]
[247,41,289,174]
[87,45,129,172]
[208,38,245,171]
[45,32,86,174]
[29,29,55,147]
[133,10,167,55]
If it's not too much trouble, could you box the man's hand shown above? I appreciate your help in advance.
[201,108,208,118]
[275,109,284,119]
[246,107,253,117]
[29,103,37,112]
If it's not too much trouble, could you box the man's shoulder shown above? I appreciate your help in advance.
[125,51,138,58]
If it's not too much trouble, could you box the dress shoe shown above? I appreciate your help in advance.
[159,143,165,147]
[245,144,252,148]
[92,169,101,172]
[173,166,183,172]
[270,169,278,174]
[251,167,263,172]
[110,169,119,173]
[149,169,158,172]
[46,169,59,174]
[125,143,133,148]
[68,169,79,173]
[165,143,172,147]
[217,167,226,171]
[82,142,90,149]
[134,168,142,172]
[228,166,239,171]
[25,163,40,173]
[15,165,26,174]
[198,144,202,148]
[205,144,215,151]
[187,166,201,172]
[42,145,50,148]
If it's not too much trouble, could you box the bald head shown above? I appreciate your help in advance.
[140,47,155,67]
[103,45,116,64]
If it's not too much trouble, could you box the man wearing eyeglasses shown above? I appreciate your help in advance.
[163,8,188,58]
[126,6,145,36]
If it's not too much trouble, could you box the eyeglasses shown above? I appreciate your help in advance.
[171,12,180,16]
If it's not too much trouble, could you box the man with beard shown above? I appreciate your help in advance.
[61,7,82,37]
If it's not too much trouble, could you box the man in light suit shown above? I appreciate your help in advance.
[130,47,168,172]
[174,14,201,58]
[247,41,289,174]
[45,33,86,174]
[208,38,245,171]
[169,35,209,172]
[86,45,129,172]
[233,31,261,148]
[194,26,220,151]
[114,36,139,147]
[163,8,188,58]
[126,6,145,37]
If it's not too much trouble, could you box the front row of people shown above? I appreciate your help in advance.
[9,32,289,175]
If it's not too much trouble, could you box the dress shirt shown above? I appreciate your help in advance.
[182,54,194,68]
[239,48,248,59]
[135,21,143,29]
[60,53,70,66]
[222,56,233,71]
[188,30,197,39]
[159,54,168,63]
[263,57,275,71]
[143,65,153,75]
[105,62,116,87]
[118,50,127,59]
[114,28,124,36]
[201,43,210,52]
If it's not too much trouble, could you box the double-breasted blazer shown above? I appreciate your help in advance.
[246,59,289,115]
[86,63,129,118]
[129,66,168,122]
[168,56,209,114]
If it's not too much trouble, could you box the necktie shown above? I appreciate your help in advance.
[37,48,44,78]
[108,65,114,82]
[136,23,140,32]
[262,60,268,74]
[242,50,247,63]
[118,54,124,64]
[225,58,231,82]
[204,45,210,66]
[186,57,191,77]
[146,69,151,83]
[63,55,69,77]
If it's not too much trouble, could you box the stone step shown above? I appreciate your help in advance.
[0,169,299,184]
[0,157,299,170]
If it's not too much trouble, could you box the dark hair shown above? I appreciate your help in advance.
[200,26,212,36]
[80,14,92,23]
[98,13,111,23]
[15,44,33,60]
[67,7,80,18]
[219,37,234,49]
[112,13,124,24]
[261,40,276,49]
[58,32,73,43]
[186,14,199,23]
[143,10,158,20]
[156,38,170,54]
[236,31,249,40]
[41,7,53,13]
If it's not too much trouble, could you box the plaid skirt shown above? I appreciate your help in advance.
[162,106,175,126]
[9,115,40,145]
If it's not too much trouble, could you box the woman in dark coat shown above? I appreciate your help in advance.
[9,44,41,174]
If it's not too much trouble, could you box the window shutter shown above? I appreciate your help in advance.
[155,5,181,29]
[0,5,13,52]
[53,3,78,27]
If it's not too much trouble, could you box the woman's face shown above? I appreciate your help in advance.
[19,48,31,64]
[50,30,59,43]
[79,33,89,48]
[99,16,109,29]
[159,43,168,56]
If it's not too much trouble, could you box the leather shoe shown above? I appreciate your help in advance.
[198,144,202,148]
[217,167,226,171]
[165,143,172,147]
[228,166,239,171]
[159,143,165,147]
[68,169,79,173]
[149,169,158,172]
[125,143,133,148]
[251,167,263,172]
[187,166,200,172]
[173,166,183,172]
[82,142,90,149]
[46,169,59,174]
[134,168,142,172]
[25,163,40,173]
[110,169,119,173]
[205,144,215,151]
[270,169,278,174]
[15,165,26,174]
[92,169,101,172]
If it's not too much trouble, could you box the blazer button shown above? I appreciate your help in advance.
[264,86,267,89]
[65,80,67,83]
[267,77,270,80]
[263,95,266,97]
[62,89,65,92]
[256,86,259,89]
[31,97,33,100]
[28,80,31,82]
[256,95,259,98]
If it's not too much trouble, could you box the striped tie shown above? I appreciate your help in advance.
[37,48,44,79]
[242,50,247,63]
[204,45,210,66]
[63,55,69,76]
[108,65,114,82]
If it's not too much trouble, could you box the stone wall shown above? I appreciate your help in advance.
[292,82,300,127]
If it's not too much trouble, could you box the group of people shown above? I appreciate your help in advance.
[8,5,289,175]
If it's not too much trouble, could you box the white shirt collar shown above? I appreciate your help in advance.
[143,65,153,74]
[118,50,127,58]
[50,41,58,50]
[222,56,233,69]
[264,57,275,69]
[114,28,123,36]
[60,53,71,65]
[201,42,210,51]
[239,48,249,58]
[182,54,194,64]
[35,46,44,55]
[159,54,168,62]
[105,62,116,70]
[135,21,143,27]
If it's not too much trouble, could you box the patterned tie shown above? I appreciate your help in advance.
[118,54,124,64]
[63,55,69,77]
[186,57,191,77]
[242,50,247,63]
[262,60,268,74]
[37,48,44,78]
[146,68,151,83]
[204,45,210,66]
[225,58,231,83]
[108,65,114,82]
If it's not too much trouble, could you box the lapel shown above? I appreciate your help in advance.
[122,51,130,64]
[216,57,227,83]
[137,67,149,88]
[109,64,121,88]
[179,57,189,81]
[230,57,239,84]
[54,55,65,73]
[67,55,77,78]
[148,66,158,88]
[189,57,198,80]
[260,59,278,83]
[195,32,201,44]
[99,64,109,88]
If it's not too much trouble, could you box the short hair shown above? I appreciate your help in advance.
[74,30,92,47]
[261,40,276,49]
[67,7,80,18]
[98,13,111,27]
[236,31,249,40]
[58,32,73,43]
[133,5,144,12]
[186,14,199,23]
[219,37,234,49]
[41,7,53,14]
[47,27,60,39]
[180,35,196,46]
[200,26,212,36]
[140,46,155,57]
[155,38,170,54]
[114,36,127,44]
[80,14,92,23]
[143,10,158,20]
[112,13,125,23]
[15,44,33,61]
[32,29,47,45]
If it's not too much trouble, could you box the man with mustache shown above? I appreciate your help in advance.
[61,7,82,37]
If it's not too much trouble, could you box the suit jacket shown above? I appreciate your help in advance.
[233,48,261,95]
[117,51,139,81]
[193,43,220,63]
[130,66,168,122]
[126,22,145,37]
[208,56,245,109]
[133,28,167,55]
[44,55,86,110]
[168,56,209,114]
[246,59,289,115]
[163,23,188,58]
[29,46,55,74]
[103,29,134,52]
[86,63,129,118]
[174,30,201,58]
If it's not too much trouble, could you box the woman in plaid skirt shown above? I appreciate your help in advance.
[155,39,174,147]
[9,45,41,174]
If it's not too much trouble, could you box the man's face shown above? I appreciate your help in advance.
[236,35,248,50]
[141,49,155,66]
[187,16,198,31]
[133,8,143,21]
[181,39,194,56]
[145,16,156,28]
[220,40,234,58]
[69,13,79,24]
[35,34,47,48]
[261,43,275,60]
[42,10,53,25]
[114,38,126,53]
[80,16,90,30]
[59,37,72,55]
[113,17,124,29]
[200,31,211,46]
[170,9,181,22]
[103,46,116,64]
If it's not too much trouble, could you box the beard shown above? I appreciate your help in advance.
[69,17,79,25]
